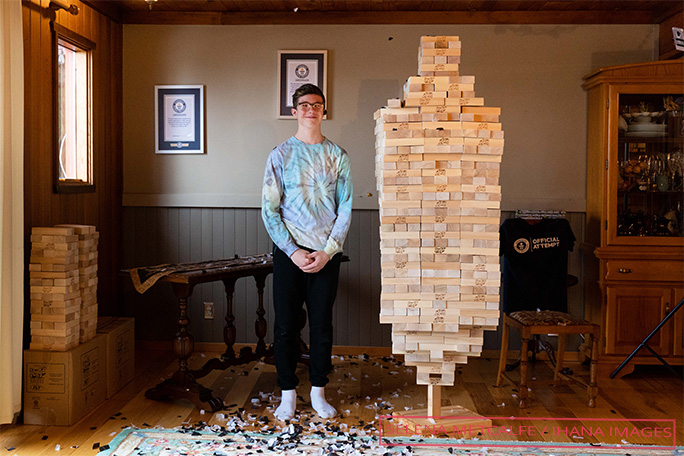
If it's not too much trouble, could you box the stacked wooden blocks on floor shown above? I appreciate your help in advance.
[28,225,99,350]
[29,227,81,351]
[56,224,100,342]
[375,36,502,388]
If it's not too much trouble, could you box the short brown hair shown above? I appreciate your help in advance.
[292,84,325,108]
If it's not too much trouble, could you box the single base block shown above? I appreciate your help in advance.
[394,405,491,436]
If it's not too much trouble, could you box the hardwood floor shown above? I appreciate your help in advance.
[1,348,682,454]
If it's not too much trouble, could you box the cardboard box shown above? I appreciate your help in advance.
[97,317,135,398]
[24,334,106,426]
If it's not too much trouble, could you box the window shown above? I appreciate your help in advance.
[52,23,95,193]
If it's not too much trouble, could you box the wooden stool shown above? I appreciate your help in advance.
[496,310,600,408]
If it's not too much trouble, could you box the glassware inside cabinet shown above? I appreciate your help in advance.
[616,93,684,238]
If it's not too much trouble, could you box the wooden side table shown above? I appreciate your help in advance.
[124,254,274,411]
[124,253,349,412]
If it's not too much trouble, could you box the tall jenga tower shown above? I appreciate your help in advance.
[375,36,502,394]
[56,224,100,342]
[29,227,81,351]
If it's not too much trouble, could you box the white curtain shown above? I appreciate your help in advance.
[0,0,24,425]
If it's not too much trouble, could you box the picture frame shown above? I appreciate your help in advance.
[277,50,327,119]
[155,85,204,154]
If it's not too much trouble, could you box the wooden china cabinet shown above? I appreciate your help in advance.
[583,60,684,378]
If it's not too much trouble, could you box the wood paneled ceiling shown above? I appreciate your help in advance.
[83,1,683,25]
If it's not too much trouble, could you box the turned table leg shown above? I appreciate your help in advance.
[254,273,268,356]
[172,283,194,375]
[221,278,237,360]
[144,282,224,412]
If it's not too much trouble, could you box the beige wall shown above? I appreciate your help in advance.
[123,24,656,211]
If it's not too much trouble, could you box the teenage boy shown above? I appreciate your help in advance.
[261,84,353,420]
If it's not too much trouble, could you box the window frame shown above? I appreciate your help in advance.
[51,22,96,194]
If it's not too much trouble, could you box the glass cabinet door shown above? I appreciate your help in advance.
[611,89,683,245]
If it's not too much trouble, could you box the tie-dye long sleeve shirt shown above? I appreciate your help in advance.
[261,136,353,258]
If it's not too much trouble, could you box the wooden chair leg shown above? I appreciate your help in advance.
[496,321,510,387]
[553,334,566,382]
[588,331,599,407]
[519,334,529,408]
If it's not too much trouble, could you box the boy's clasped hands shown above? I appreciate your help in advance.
[290,249,329,273]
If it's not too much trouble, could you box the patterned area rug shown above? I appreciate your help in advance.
[100,426,683,456]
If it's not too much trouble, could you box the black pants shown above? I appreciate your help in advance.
[272,245,341,390]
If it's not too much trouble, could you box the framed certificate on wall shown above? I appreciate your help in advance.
[277,50,327,119]
[155,85,204,154]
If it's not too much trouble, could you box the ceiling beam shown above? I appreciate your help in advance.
[82,0,124,23]
[122,10,659,25]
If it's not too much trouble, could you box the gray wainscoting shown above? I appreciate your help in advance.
[122,207,586,351]
[121,207,390,347]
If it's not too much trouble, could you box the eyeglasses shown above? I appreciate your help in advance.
[296,102,325,111]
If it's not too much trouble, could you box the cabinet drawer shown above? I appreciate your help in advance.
[605,260,683,282]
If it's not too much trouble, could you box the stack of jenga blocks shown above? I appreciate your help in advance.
[57,224,100,343]
[28,225,99,351]
[375,36,502,387]
[29,227,81,351]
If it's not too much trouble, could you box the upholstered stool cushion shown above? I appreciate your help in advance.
[509,310,590,326]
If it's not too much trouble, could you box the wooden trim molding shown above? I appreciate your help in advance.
[122,10,659,26]
[582,59,684,90]
[51,22,96,50]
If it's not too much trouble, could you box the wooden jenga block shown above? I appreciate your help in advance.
[54,224,96,235]
[374,106,420,119]
[421,48,462,57]
[32,227,76,236]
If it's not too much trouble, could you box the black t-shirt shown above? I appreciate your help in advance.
[499,218,576,313]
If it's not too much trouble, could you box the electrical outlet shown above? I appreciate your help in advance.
[203,302,214,319]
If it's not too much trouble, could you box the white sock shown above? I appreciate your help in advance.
[310,386,336,419]
[274,389,296,421]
